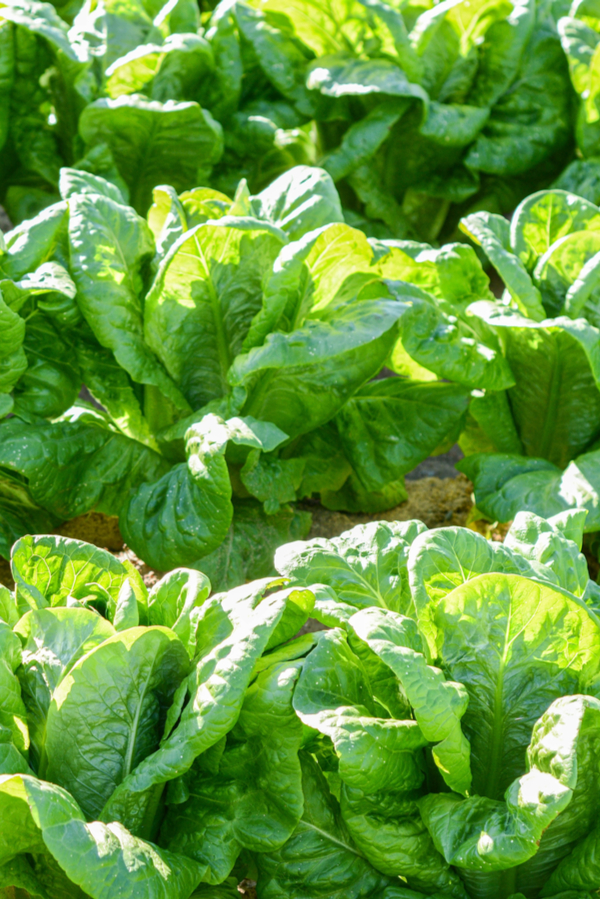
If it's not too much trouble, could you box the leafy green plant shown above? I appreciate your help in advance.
[0,531,321,899]
[3,509,600,898]
[227,0,574,242]
[554,0,600,205]
[0,0,314,224]
[453,188,600,530]
[0,165,474,587]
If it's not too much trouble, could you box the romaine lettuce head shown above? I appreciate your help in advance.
[0,167,473,584]
[233,0,573,241]
[3,511,600,898]
[0,532,322,898]
[269,511,600,899]
[0,0,314,224]
[453,189,600,528]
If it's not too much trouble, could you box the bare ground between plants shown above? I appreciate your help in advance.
[0,473,475,590]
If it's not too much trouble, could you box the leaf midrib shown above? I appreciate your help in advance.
[123,663,155,779]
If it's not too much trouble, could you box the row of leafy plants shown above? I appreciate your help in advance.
[1,511,600,898]
[4,0,600,238]
[2,165,600,583]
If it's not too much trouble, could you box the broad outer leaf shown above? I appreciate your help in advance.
[144,218,285,410]
[255,751,395,899]
[15,607,115,770]
[44,626,189,819]
[421,696,600,895]
[161,661,304,884]
[68,191,189,412]
[293,629,429,794]
[79,96,223,214]
[349,607,471,795]
[11,533,130,615]
[275,519,427,614]
[0,773,206,899]
[99,586,302,833]
[430,573,600,800]
[458,450,600,531]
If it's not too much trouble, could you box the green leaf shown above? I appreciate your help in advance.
[0,461,61,562]
[147,568,211,656]
[386,282,515,392]
[58,167,126,204]
[0,293,27,395]
[104,34,214,104]
[349,607,471,795]
[468,303,600,466]
[460,211,546,321]
[68,191,190,413]
[511,189,600,270]
[406,526,549,656]
[422,695,600,896]
[234,4,313,116]
[120,415,235,571]
[0,414,169,523]
[13,260,80,329]
[243,222,375,350]
[542,816,600,896]
[144,218,285,410]
[251,166,344,241]
[465,16,571,180]
[275,519,427,614]
[426,572,600,801]
[240,451,305,512]
[68,0,162,67]
[458,450,600,531]
[333,379,469,491]
[0,623,28,757]
[14,607,115,769]
[161,660,304,884]
[44,626,189,819]
[504,510,590,597]
[79,96,223,214]
[468,389,524,455]
[0,586,17,628]
[255,750,395,898]
[340,785,467,898]
[197,500,311,592]
[293,628,428,794]
[1,201,68,281]
[232,300,405,439]
[100,585,301,831]
[12,314,80,420]
[75,338,159,448]
[0,773,206,898]
[10,533,132,615]
[322,100,410,183]
[306,54,428,105]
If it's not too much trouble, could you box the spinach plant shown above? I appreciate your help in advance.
[0,165,474,586]
[3,509,600,898]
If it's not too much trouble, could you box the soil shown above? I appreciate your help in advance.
[0,466,474,591]
[0,445,595,591]
[306,472,472,541]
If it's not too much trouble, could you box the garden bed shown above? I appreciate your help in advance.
[0,472,475,591]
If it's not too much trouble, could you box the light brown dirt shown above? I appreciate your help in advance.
[0,477,477,591]
[306,473,474,540]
